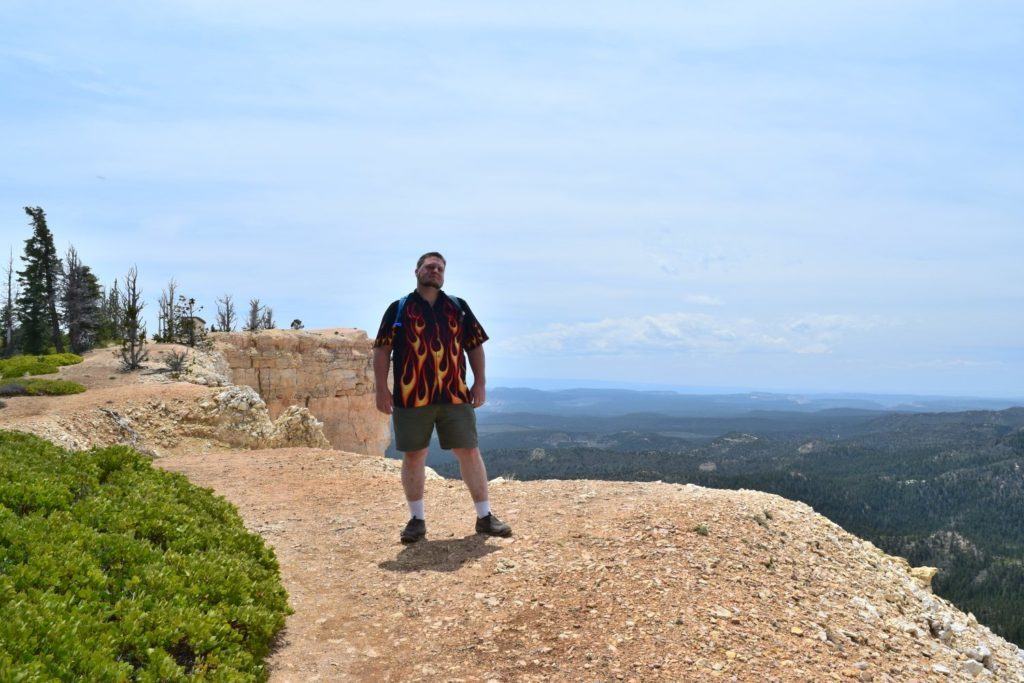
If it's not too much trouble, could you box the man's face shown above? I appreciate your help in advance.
[416,257,445,289]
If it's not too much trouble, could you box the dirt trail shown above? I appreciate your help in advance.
[157,447,1024,682]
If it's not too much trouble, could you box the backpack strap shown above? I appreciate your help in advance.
[392,296,408,328]
[448,295,465,317]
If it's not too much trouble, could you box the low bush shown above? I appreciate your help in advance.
[0,379,87,397]
[0,430,291,679]
[0,353,84,380]
[163,349,190,376]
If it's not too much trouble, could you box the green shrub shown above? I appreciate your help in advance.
[0,430,291,680]
[0,379,86,397]
[0,353,84,380]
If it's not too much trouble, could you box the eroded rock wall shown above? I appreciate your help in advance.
[214,329,391,456]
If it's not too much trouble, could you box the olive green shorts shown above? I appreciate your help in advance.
[392,403,478,452]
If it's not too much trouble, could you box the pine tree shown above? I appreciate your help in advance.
[15,207,64,354]
[172,294,203,347]
[119,266,148,371]
[97,279,123,344]
[61,245,103,353]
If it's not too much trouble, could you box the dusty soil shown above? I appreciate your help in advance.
[157,448,1024,682]
[0,343,206,420]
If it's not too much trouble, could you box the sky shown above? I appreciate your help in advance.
[1,1,1021,397]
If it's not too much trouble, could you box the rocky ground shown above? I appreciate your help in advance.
[3,347,1024,681]
[0,344,326,453]
[155,447,1024,682]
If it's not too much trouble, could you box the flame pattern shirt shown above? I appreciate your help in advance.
[373,291,489,408]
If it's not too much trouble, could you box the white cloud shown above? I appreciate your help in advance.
[682,294,724,306]
[495,312,888,357]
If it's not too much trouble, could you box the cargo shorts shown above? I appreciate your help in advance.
[392,402,478,452]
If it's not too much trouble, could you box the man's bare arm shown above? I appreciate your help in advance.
[373,345,393,414]
[467,345,486,408]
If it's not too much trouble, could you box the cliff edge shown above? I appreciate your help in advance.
[156,446,1024,682]
[2,345,1023,681]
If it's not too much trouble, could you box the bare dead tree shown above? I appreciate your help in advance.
[244,298,263,332]
[261,306,275,330]
[119,266,148,371]
[1,248,16,356]
[157,278,178,342]
[216,294,236,332]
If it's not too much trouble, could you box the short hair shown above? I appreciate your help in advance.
[416,252,446,269]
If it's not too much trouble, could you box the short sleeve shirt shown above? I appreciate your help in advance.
[373,291,488,408]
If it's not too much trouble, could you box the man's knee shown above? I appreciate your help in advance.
[451,447,480,461]
[403,449,429,462]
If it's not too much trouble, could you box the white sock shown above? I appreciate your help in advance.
[408,499,425,520]
[475,500,491,518]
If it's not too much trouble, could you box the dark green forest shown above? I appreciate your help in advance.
[420,408,1024,645]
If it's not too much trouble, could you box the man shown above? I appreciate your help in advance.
[373,252,512,544]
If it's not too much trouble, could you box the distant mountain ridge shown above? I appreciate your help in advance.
[485,386,1023,417]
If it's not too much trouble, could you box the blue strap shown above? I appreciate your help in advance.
[392,296,408,327]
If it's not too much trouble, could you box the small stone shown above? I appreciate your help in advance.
[791,627,804,636]
[931,664,950,675]
[962,660,985,677]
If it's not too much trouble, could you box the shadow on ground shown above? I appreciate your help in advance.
[379,535,503,572]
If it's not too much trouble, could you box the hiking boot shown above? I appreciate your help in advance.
[475,512,512,537]
[400,517,426,544]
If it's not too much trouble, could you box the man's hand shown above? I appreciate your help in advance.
[373,345,393,414]
[467,346,486,408]
[470,381,486,408]
[376,388,394,415]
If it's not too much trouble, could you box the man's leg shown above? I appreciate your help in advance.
[402,448,429,514]
[451,446,489,504]
[399,448,429,543]
[453,447,512,536]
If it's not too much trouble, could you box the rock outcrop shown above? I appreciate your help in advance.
[4,384,329,454]
[215,329,390,455]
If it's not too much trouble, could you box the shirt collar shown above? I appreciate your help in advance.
[411,289,446,306]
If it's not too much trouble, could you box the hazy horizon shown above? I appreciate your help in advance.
[486,377,1024,402]
[2,2,1021,396]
